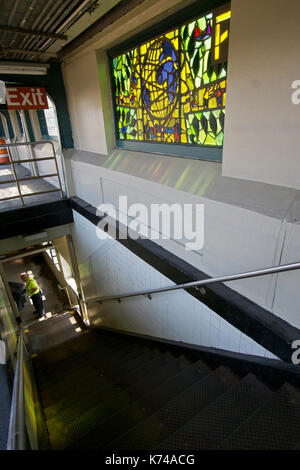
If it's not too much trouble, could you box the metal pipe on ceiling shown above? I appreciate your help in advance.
[0,0,21,57]
[59,0,145,59]
[32,0,85,54]
[18,0,65,60]
[9,0,39,48]
[24,0,78,54]
[39,0,91,53]
[18,0,57,51]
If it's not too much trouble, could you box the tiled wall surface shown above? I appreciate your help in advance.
[66,153,300,331]
[72,211,279,360]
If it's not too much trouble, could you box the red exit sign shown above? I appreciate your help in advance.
[5,86,49,110]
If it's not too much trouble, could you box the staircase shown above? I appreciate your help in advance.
[30,318,300,450]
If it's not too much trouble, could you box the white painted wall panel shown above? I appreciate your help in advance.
[222,0,300,189]
[68,157,290,318]
[71,211,277,359]
[60,0,300,350]
[272,219,300,328]
[63,52,107,154]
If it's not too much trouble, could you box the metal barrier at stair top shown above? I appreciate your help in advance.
[0,140,64,206]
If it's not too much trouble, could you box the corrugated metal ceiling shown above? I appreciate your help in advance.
[0,0,113,63]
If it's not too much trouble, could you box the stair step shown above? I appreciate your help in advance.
[47,390,132,450]
[104,366,237,450]
[33,332,136,375]
[38,350,151,405]
[68,402,146,450]
[139,359,211,414]
[40,368,110,409]
[38,361,103,392]
[158,373,272,450]
[108,350,162,382]
[110,353,174,389]
[36,342,143,388]
[41,351,159,414]
[219,383,300,450]
[44,375,116,421]
[38,348,158,408]
[126,355,190,399]
[63,357,194,449]
[32,330,96,366]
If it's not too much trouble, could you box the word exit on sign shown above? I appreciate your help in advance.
[5,87,49,110]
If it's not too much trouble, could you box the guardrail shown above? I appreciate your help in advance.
[88,262,300,304]
[0,140,64,205]
[6,326,50,450]
[6,329,26,450]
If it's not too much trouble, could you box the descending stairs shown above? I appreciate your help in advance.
[30,322,300,450]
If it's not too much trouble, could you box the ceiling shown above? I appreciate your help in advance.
[0,0,122,63]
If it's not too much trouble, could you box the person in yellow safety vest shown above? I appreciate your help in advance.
[20,272,45,318]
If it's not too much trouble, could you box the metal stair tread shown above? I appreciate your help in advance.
[32,331,134,372]
[218,382,300,450]
[65,357,198,449]
[126,355,193,400]
[111,353,174,389]
[39,368,111,409]
[36,342,143,386]
[138,358,211,414]
[45,377,117,424]
[67,402,146,450]
[104,366,237,450]
[47,390,132,450]
[158,373,273,450]
[109,350,162,381]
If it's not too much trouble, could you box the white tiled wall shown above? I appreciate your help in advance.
[66,154,300,332]
[72,211,279,360]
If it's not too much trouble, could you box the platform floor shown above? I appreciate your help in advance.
[0,163,62,212]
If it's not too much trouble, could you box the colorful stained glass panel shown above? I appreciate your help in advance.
[112,4,231,148]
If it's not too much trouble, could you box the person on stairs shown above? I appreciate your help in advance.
[20,272,45,318]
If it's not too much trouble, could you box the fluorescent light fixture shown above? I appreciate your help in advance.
[0,63,49,75]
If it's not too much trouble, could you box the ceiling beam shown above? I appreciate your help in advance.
[0,24,67,41]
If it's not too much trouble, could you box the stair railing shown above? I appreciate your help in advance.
[0,140,64,206]
[6,325,49,450]
[87,261,300,304]
[6,327,26,450]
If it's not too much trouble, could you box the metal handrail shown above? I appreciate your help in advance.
[7,328,26,450]
[88,261,300,304]
[0,140,64,205]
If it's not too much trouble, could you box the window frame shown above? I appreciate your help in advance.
[47,247,61,271]
[108,0,230,162]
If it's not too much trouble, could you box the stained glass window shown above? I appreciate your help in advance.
[112,4,231,150]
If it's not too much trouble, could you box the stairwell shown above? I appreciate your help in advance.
[26,312,300,450]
